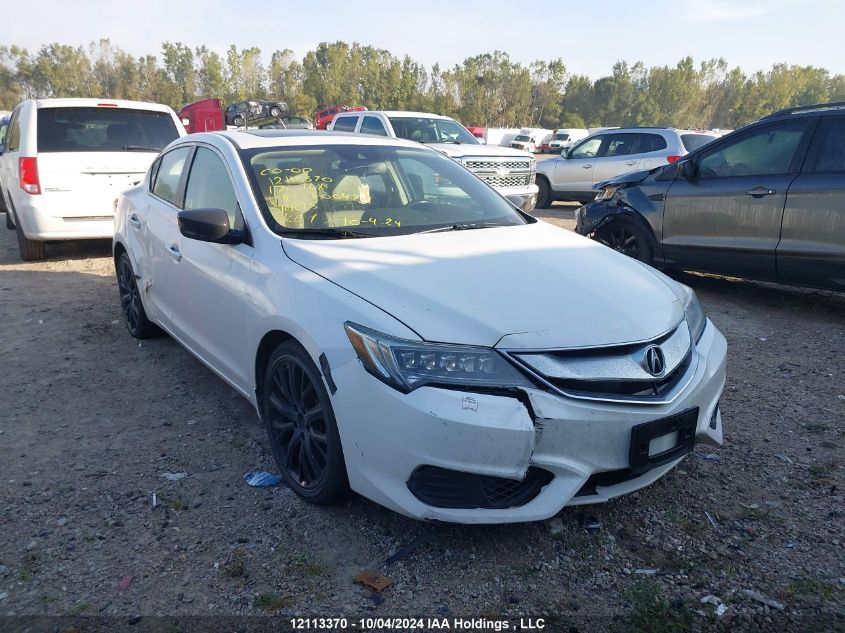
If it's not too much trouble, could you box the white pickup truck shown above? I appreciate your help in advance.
[329,110,538,212]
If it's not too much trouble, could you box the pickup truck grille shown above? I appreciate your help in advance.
[463,158,533,188]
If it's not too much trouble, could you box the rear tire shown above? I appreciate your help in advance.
[594,218,654,266]
[116,252,160,338]
[536,177,552,209]
[269,106,281,118]
[15,218,45,261]
[261,340,350,505]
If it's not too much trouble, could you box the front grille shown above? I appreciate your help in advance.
[510,323,695,404]
[407,466,553,509]
[476,174,532,187]
[464,159,531,171]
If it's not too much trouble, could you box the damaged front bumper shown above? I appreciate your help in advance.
[330,320,727,524]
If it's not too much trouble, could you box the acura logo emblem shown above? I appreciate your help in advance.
[644,345,665,377]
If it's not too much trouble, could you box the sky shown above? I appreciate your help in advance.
[6,0,844,77]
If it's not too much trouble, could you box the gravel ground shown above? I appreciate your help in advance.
[0,207,843,632]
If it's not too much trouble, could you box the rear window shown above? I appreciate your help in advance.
[681,133,716,152]
[36,107,179,153]
[333,116,358,132]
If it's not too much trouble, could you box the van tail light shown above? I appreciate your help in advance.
[666,155,681,163]
[19,157,41,195]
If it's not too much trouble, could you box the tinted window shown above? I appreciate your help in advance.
[360,116,387,136]
[184,147,240,228]
[681,133,716,152]
[243,144,526,236]
[569,136,602,159]
[635,133,668,153]
[603,133,639,157]
[813,118,845,173]
[333,116,358,132]
[697,120,808,178]
[152,146,191,206]
[36,107,179,153]
[7,109,21,152]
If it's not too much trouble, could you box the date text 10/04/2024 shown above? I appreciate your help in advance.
[290,618,547,630]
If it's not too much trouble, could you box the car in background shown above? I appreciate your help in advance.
[261,116,314,130]
[0,114,9,214]
[548,128,588,154]
[113,128,726,523]
[536,127,716,206]
[510,128,553,153]
[225,100,288,127]
[576,102,845,292]
[328,110,539,211]
[0,98,184,260]
[314,105,368,130]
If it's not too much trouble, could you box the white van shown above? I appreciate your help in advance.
[509,128,553,153]
[548,128,588,153]
[0,98,185,260]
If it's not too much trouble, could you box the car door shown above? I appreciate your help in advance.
[144,145,193,331]
[661,118,813,279]
[591,132,641,184]
[175,145,255,391]
[551,135,603,194]
[777,116,845,290]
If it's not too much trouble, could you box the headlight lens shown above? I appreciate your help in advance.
[594,185,619,202]
[681,284,707,342]
[344,322,534,392]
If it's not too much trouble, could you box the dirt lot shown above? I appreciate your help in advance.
[1,207,843,632]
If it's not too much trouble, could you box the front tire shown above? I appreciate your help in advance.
[261,341,350,505]
[536,177,552,209]
[594,218,654,266]
[232,114,244,127]
[269,106,281,118]
[116,252,160,338]
[15,218,45,260]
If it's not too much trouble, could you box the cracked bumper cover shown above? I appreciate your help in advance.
[330,320,726,523]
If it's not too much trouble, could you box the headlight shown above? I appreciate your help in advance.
[344,322,534,392]
[680,284,707,342]
[594,185,620,202]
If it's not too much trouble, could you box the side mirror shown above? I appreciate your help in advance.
[178,208,242,244]
[679,159,697,180]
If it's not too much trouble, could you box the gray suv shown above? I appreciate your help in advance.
[576,102,845,292]
[536,127,716,205]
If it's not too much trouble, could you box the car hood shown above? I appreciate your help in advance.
[282,221,683,350]
[426,143,533,160]
[593,168,653,190]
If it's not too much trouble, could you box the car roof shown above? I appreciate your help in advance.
[185,129,433,151]
[763,101,845,120]
[27,97,174,112]
[335,110,454,120]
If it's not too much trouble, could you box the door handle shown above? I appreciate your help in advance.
[128,213,141,228]
[625,161,637,166]
[165,243,182,262]
[746,187,776,197]
[582,164,593,169]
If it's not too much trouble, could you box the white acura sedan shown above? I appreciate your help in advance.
[113,130,727,524]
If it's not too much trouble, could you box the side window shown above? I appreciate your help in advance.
[634,133,668,154]
[569,136,602,159]
[152,146,191,206]
[697,120,808,179]
[360,116,387,136]
[603,133,639,157]
[333,116,358,132]
[148,156,163,192]
[184,147,241,228]
[7,109,21,152]
[813,118,845,173]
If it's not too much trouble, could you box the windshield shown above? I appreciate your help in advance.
[242,144,527,238]
[681,133,717,152]
[514,135,531,142]
[387,117,479,145]
[36,107,179,152]
[552,133,569,141]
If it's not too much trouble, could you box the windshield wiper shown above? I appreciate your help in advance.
[416,223,503,234]
[278,227,375,240]
[122,144,163,151]
[439,140,462,144]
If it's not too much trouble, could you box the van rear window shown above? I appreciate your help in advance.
[36,107,179,153]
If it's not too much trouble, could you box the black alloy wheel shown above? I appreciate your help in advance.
[595,219,654,265]
[116,252,159,338]
[262,341,349,504]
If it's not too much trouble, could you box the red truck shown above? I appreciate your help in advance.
[177,99,225,134]
[314,105,368,130]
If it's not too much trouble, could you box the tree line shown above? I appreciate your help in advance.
[2,39,843,130]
